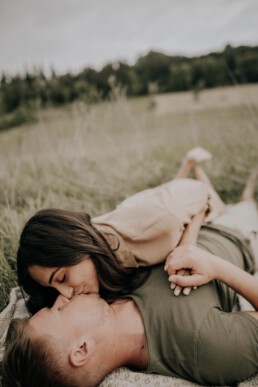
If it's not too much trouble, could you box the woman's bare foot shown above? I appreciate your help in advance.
[175,147,212,179]
[186,147,213,164]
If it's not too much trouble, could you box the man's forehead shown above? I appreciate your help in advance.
[29,307,51,331]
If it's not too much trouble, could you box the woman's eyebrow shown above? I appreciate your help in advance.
[49,268,61,284]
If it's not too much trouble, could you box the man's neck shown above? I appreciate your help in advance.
[109,299,148,370]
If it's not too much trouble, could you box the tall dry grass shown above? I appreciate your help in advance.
[0,84,258,310]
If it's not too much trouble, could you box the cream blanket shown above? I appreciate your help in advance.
[0,287,258,387]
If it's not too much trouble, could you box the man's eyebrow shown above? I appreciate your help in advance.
[49,268,61,284]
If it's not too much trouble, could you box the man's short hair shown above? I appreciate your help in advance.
[3,319,78,387]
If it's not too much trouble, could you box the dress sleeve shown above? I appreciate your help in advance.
[93,178,225,267]
[93,184,183,266]
[161,178,226,224]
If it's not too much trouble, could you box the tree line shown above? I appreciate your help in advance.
[0,44,258,127]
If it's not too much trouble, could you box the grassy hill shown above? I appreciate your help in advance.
[0,84,258,310]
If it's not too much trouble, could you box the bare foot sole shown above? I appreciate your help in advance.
[186,147,213,164]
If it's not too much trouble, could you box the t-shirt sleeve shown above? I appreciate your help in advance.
[197,308,258,385]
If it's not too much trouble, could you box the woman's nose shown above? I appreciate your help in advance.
[56,284,74,299]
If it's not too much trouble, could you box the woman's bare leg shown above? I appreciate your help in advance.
[175,157,195,179]
[240,169,258,266]
[193,164,214,189]
[241,169,258,201]
[176,147,227,216]
[175,147,213,179]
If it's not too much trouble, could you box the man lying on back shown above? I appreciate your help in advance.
[3,226,258,387]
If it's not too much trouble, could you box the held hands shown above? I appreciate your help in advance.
[164,253,194,296]
[164,245,218,296]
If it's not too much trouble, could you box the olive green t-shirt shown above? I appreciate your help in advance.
[130,227,258,385]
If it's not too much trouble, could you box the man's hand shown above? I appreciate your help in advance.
[165,245,218,291]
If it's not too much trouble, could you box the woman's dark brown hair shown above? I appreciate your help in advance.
[17,208,149,314]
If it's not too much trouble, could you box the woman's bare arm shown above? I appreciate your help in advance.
[164,209,206,296]
[178,209,206,246]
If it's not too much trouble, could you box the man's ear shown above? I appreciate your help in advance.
[69,338,95,367]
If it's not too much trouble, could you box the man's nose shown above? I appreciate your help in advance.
[53,295,70,310]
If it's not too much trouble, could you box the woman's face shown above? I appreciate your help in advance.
[28,257,99,299]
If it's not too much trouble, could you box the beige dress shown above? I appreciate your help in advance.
[93,178,226,267]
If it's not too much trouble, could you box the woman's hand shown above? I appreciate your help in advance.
[166,207,207,296]
[165,245,218,293]
[164,245,198,296]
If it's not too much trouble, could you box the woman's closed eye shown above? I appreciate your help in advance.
[58,274,66,284]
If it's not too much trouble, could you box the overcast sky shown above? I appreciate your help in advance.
[1,0,258,76]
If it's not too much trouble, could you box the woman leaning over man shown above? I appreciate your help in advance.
[17,148,257,313]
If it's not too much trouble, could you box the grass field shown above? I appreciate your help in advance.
[0,84,258,311]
